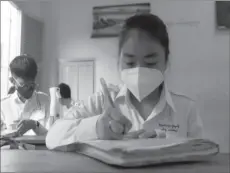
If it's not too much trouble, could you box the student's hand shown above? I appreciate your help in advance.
[96,78,132,140]
[124,129,166,139]
[96,107,132,140]
[16,119,37,136]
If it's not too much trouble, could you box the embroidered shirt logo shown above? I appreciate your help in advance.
[158,123,180,132]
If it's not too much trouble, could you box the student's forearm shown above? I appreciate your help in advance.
[33,122,48,136]
[46,115,100,150]
[49,115,57,126]
[1,123,6,132]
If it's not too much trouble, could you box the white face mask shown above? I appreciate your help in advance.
[121,67,164,102]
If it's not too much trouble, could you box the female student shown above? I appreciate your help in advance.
[46,13,203,150]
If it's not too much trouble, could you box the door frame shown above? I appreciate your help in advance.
[58,58,96,94]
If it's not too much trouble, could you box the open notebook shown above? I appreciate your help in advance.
[59,137,219,167]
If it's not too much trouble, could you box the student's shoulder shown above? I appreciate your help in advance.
[170,90,196,106]
[36,91,49,97]
[0,95,12,110]
[36,91,50,102]
[1,95,12,103]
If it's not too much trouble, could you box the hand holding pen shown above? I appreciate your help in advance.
[96,78,132,140]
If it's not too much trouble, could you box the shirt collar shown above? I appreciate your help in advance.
[115,82,176,112]
[11,91,36,105]
[164,82,176,112]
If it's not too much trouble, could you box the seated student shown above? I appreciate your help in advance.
[46,14,203,150]
[1,55,50,136]
[58,83,83,109]
[50,83,84,120]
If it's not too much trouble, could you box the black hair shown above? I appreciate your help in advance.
[9,54,38,80]
[58,83,71,99]
[119,13,169,61]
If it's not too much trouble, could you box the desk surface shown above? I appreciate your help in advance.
[1,150,229,173]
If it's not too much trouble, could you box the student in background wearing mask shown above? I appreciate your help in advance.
[46,14,203,150]
[1,55,50,136]
[58,83,85,117]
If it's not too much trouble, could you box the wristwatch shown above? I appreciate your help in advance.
[35,121,40,129]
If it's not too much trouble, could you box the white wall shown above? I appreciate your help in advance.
[40,1,59,93]
[20,13,43,85]
[13,1,46,90]
[13,1,45,21]
[14,0,230,153]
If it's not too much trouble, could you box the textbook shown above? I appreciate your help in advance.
[14,135,46,145]
[72,137,219,167]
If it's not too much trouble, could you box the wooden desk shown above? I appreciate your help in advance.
[1,150,229,173]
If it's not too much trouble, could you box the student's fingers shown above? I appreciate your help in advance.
[138,130,157,139]
[124,129,145,139]
[100,78,132,133]
[124,119,132,133]
[109,108,122,121]
[98,109,124,140]
[110,109,132,132]
[107,126,123,140]
[109,120,124,134]
[100,78,114,108]
[103,107,113,118]
[103,109,125,135]
[155,129,166,138]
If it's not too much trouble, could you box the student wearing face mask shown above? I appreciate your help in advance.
[1,55,50,136]
[46,14,203,150]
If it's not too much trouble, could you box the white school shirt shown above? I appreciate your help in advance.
[1,91,50,135]
[61,100,85,118]
[46,83,203,150]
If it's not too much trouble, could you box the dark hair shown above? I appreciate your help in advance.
[9,54,38,80]
[58,83,71,99]
[119,13,169,61]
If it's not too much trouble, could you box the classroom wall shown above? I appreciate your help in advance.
[13,0,45,87]
[14,0,230,153]
[20,13,44,84]
[13,0,45,21]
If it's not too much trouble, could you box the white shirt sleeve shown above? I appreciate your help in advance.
[187,101,203,138]
[46,92,104,150]
[46,115,100,150]
[31,93,50,135]
[1,110,6,131]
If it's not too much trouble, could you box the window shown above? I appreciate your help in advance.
[1,1,22,98]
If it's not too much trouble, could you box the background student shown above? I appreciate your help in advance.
[49,83,85,121]
[1,55,50,136]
